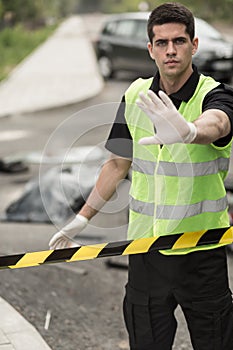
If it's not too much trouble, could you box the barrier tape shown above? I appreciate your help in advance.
[0,227,233,270]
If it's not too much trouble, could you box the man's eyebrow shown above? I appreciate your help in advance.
[154,38,167,42]
[173,36,187,41]
[154,36,187,43]
[153,39,168,45]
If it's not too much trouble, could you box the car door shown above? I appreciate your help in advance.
[113,18,156,76]
[132,19,156,76]
[112,19,139,71]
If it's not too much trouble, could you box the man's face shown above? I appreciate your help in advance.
[147,22,198,79]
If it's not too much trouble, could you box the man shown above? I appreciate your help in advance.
[49,3,233,349]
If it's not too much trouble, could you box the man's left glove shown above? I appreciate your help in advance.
[49,214,89,250]
[136,90,197,145]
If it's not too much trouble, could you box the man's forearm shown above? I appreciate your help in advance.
[193,109,231,144]
[79,155,131,220]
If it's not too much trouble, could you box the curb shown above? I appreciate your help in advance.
[0,297,52,350]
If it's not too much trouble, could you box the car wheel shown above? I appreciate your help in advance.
[98,56,114,79]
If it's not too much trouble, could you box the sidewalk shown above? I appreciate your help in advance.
[0,297,52,350]
[0,15,103,117]
[0,15,104,350]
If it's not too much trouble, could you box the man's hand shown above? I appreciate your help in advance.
[49,214,88,250]
[136,90,197,145]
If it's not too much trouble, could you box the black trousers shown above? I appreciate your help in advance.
[123,247,233,350]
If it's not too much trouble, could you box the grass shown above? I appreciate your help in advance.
[0,24,57,81]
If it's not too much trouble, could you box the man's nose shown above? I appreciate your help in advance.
[166,41,176,55]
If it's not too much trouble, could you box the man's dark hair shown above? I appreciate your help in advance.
[147,2,195,43]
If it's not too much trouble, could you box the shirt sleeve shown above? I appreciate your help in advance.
[105,96,133,158]
[203,84,233,147]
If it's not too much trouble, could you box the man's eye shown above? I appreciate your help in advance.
[156,41,167,47]
[174,38,186,45]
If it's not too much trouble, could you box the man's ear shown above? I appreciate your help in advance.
[147,42,155,60]
[192,37,198,55]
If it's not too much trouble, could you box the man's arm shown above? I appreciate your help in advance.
[79,154,132,220]
[193,109,231,145]
[49,154,132,249]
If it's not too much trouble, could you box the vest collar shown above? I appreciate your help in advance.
[150,65,200,105]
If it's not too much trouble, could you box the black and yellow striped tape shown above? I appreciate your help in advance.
[0,227,232,270]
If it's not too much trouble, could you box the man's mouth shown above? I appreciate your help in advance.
[165,59,179,65]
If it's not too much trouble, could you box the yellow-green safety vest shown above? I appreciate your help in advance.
[124,74,232,254]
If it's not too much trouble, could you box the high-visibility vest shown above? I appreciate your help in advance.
[125,74,232,254]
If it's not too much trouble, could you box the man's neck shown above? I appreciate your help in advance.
[159,67,193,95]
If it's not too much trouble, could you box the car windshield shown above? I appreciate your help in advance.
[195,18,223,40]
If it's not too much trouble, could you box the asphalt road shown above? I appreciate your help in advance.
[1,76,233,350]
[0,78,135,350]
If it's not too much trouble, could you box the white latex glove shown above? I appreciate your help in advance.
[49,214,88,250]
[136,90,197,145]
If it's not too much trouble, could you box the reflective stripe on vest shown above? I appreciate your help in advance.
[132,157,230,177]
[129,194,228,219]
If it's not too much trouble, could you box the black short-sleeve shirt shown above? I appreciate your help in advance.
[105,66,233,158]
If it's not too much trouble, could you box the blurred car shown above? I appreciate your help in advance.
[94,12,233,82]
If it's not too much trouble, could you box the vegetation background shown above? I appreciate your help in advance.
[1,0,233,23]
[0,0,232,81]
